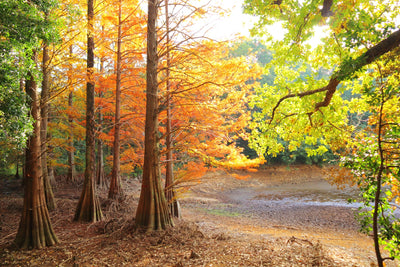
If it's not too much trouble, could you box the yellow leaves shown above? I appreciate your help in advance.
[194,8,206,18]
[288,141,299,152]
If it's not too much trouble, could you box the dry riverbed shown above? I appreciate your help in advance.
[181,166,381,266]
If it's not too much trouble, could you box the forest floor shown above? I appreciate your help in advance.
[0,165,397,266]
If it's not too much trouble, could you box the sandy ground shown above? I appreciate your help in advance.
[180,166,381,266]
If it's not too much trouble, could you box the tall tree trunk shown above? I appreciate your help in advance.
[67,45,76,183]
[41,41,56,211]
[164,0,180,218]
[135,0,173,230]
[96,116,105,187]
[15,158,20,179]
[96,54,105,187]
[74,0,103,222]
[372,89,386,267]
[20,77,26,187]
[14,67,58,249]
[67,90,76,182]
[96,28,106,188]
[109,0,124,199]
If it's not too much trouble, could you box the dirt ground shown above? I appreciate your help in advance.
[0,165,396,266]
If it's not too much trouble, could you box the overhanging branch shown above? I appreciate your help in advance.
[269,86,328,124]
[268,28,400,124]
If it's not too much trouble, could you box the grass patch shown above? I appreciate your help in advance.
[202,208,243,217]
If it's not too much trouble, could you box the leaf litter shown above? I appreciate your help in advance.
[0,166,393,266]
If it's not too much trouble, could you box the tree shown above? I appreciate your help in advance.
[96,58,106,188]
[0,0,38,147]
[41,39,56,211]
[135,0,174,230]
[74,0,103,222]
[153,1,265,212]
[108,0,124,199]
[0,0,60,249]
[46,0,85,182]
[163,0,180,218]
[87,0,147,194]
[67,45,77,182]
[158,39,263,177]
[244,0,400,265]
[340,52,400,264]
[15,65,59,249]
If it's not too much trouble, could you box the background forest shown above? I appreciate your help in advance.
[0,0,399,266]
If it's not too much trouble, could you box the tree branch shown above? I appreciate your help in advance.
[321,0,333,17]
[269,86,328,124]
[269,28,400,124]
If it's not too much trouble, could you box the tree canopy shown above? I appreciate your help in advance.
[0,0,60,146]
[244,0,400,264]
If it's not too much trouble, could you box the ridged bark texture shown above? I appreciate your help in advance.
[135,0,173,230]
[41,42,56,211]
[67,90,76,182]
[109,0,124,199]
[14,71,58,249]
[164,0,180,218]
[67,45,76,182]
[74,0,102,222]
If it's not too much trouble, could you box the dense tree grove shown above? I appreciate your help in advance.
[1,0,263,245]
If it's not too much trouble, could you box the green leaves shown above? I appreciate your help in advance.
[0,0,62,147]
[244,2,400,261]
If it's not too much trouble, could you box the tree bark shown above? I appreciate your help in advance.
[321,0,333,17]
[74,0,103,222]
[135,0,173,230]
[14,67,58,249]
[41,41,56,211]
[96,123,105,187]
[96,44,105,188]
[67,90,76,182]
[67,45,76,183]
[164,0,180,218]
[109,0,124,199]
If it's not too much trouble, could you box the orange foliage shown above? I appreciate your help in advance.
[157,39,264,183]
[47,0,264,181]
[324,165,356,189]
